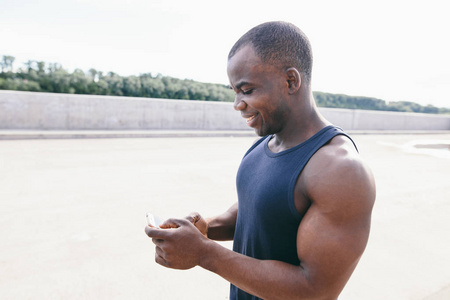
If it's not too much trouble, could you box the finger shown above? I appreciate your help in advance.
[160,218,191,229]
[187,213,207,236]
[145,225,171,239]
[155,250,167,267]
[155,245,166,259]
[186,212,201,224]
[151,237,164,246]
[159,219,180,229]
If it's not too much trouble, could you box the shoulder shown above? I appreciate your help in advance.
[301,135,375,219]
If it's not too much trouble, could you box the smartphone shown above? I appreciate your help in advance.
[146,212,162,228]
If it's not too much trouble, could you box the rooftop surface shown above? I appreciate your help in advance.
[1,133,449,299]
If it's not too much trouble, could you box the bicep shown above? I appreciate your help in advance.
[296,162,375,293]
[297,204,370,291]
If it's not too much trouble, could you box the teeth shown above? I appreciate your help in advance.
[246,115,256,122]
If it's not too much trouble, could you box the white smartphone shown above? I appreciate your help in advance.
[146,212,162,228]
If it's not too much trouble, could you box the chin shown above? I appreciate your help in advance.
[255,126,275,137]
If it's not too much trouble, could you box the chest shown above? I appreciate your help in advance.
[236,141,311,223]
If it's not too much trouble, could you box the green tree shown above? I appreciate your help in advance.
[70,69,89,94]
[123,76,141,97]
[37,61,46,74]
[24,60,36,73]
[1,55,15,72]
[104,72,124,96]
[48,68,71,93]
[88,68,98,82]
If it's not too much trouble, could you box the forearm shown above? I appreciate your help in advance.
[199,242,334,300]
[206,202,237,241]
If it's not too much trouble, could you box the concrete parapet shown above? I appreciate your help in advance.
[320,107,450,130]
[1,90,449,131]
[0,90,247,130]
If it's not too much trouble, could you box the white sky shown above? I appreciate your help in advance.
[1,0,449,108]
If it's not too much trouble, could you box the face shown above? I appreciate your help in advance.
[227,45,291,137]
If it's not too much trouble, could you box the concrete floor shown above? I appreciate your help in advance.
[0,133,449,299]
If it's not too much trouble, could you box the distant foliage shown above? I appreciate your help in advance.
[313,91,449,114]
[0,56,235,102]
[1,55,448,114]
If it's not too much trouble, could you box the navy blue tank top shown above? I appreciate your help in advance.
[230,125,356,300]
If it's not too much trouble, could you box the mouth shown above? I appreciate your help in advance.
[243,113,259,127]
[246,114,256,124]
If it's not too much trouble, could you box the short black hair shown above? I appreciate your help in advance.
[228,21,313,83]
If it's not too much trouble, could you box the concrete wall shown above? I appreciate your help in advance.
[0,90,247,130]
[319,107,450,131]
[1,90,450,131]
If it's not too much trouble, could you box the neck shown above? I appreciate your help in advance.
[270,91,330,153]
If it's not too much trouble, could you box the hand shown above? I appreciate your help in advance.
[157,212,207,236]
[185,212,208,237]
[144,218,209,270]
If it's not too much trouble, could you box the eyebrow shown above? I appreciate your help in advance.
[234,81,251,91]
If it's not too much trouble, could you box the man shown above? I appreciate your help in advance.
[145,21,376,300]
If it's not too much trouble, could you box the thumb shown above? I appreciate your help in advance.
[159,217,191,229]
[186,212,208,237]
[186,212,202,224]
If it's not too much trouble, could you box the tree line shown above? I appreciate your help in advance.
[313,92,449,114]
[0,55,234,102]
[1,55,448,114]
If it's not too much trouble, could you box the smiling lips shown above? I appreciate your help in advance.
[245,113,258,125]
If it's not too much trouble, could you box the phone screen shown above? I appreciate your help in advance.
[146,213,162,228]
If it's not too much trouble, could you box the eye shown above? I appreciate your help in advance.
[242,89,254,95]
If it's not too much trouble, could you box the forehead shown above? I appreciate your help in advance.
[227,45,260,73]
[227,45,276,85]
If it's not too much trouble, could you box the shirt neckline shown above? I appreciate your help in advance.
[264,125,335,158]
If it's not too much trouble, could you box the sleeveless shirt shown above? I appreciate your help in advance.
[230,125,357,300]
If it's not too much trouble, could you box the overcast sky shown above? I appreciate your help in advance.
[1,0,449,108]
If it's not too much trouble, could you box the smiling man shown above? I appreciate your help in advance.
[145,21,376,300]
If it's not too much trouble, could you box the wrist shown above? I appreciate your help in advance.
[198,238,219,272]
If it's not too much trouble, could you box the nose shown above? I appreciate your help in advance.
[233,96,247,111]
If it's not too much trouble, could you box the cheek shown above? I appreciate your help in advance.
[265,96,287,116]
[269,99,290,123]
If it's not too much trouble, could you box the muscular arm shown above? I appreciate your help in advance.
[206,202,238,241]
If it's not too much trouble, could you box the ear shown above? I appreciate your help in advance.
[285,67,301,94]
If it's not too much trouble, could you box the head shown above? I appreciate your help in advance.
[227,22,314,137]
[228,21,313,85]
